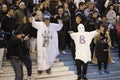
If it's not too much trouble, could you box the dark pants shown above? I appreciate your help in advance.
[90,39,95,58]
[22,55,32,76]
[10,59,23,80]
[58,29,71,51]
[118,42,120,58]
[71,41,75,60]
[97,52,108,70]
[98,61,108,70]
[76,59,88,77]
[118,37,120,58]
[110,29,116,47]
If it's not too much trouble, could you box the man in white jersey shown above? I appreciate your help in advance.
[32,15,63,74]
[69,24,99,80]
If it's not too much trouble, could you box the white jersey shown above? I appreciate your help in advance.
[32,17,63,70]
[70,31,98,63]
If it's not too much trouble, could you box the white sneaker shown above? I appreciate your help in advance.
[61,50,66,54]
[112,60,115,63]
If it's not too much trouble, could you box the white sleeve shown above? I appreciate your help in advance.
[104,0,110,8]
[70,33,77,40]
[51,20,63,31]
[32,17,43,30]
[90,31,99,39]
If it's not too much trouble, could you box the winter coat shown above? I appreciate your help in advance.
[92,32,112,64]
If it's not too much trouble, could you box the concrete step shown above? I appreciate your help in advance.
[3,61,64,67]
[1,66,70,77]
[36,74,77,80]
[0,71,75,80]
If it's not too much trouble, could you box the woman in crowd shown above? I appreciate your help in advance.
[93,24,112,74]
[71,15,83,60]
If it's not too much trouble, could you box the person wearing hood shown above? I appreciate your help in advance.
[69,24,99,80]
[32,15,63,74]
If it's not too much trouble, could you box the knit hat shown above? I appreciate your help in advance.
[19,2,25,6]
[43,15,50,20]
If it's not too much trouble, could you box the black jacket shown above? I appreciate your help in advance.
[0,29,7,48]
[8,35,24,60]
[84,17,99,31]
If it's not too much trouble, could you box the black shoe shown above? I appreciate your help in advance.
[104,69,110,74]
[83,75,88,80]
[46,68,51,74]
[38,70,43,75]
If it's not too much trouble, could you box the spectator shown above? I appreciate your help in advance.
[75,2,86,23]
[71,15,83,60]
[41,1,51,17]
[93,24,112,74]
[57,5,71,54]
[74,0,85,8]
[0,4,8,20]
[17,16,33,80]
[116,18,120,59]
[106,3,116,47]
[84,11,99,58]
[32,15,63,74]
[0,20,7,73]
[14,2,29,25]
[69,24,99,80]
[84,2,99,19]
[94,0,107,15]
[84,11,99,31]
[2,7,15,38]
[8,30,24,80]
[68,0,76,25]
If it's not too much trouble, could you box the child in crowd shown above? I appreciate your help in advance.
[93,24,112,74]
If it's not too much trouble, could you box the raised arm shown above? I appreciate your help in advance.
[51,19,63,31]
[32,17,43,30]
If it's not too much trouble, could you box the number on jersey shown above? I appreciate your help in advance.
[79,35,86,44]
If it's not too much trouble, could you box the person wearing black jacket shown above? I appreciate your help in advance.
[19,16,33,80]
[84,11,99,58]
[8,30,24,80]
[0,21,7,73]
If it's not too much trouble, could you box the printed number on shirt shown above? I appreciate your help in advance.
[79,35,86,44]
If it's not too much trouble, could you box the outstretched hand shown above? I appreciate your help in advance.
[68,31,73,34]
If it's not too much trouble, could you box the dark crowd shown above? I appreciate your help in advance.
[0,0,120,80]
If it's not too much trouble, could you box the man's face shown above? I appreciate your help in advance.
[101,17,106,22]
[19,4,25,9]
[58,8,63,15]
[16,34,23,39]
[2,5,7,12]
[8,9,14,16]
[76,16,81,24]
[44,19,50,26]
[92,12,98,18]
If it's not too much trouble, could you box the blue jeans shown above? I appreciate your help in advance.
[10,59,23,80]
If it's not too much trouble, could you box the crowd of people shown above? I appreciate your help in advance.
[0,0,120,80]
